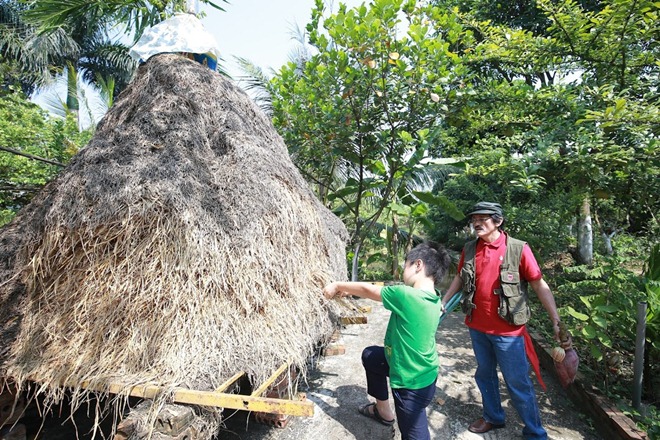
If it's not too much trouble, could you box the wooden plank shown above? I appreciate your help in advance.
[330,329,341,342]
[250,363,290,397]
[340,316,367,325]
[215,371,245,392]
[70,380,314,417]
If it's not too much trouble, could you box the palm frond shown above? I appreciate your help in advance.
[24,0,156,41]
[23,0,104,32]
[77,39,136,91]
[0,1,23,26]
[286,22,314,69]
[1,4,76,91]
[201,0,228,13]
[25,0,228,42]
[24,26,79,66]
[94,72,115,109]
[38,78,68,117]
[235,56,273,115]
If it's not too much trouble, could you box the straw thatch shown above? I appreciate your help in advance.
[0,53,348,436]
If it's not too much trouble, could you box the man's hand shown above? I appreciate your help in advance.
[552,320,561,343]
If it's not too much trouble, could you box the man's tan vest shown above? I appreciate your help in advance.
[459,236,531,325]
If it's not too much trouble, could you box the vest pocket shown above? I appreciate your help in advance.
[498,271,530,325]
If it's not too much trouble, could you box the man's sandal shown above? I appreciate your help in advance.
[358,402,395,426]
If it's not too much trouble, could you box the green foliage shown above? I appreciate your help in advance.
[551,245,659,433]
[269,0,475,277]
[540,0,659,91]
[432,0,659,242]
[0,89,90,225]
[555,255,646,382]
[433,0,602,35]
[643,244,660,351]
[0,2,77,94]
[23,0,227,42]
[424,148,576,259]
[360,233,394,281]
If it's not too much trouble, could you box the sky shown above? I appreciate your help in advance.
[199,0,363,79]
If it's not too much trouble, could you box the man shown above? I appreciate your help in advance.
[442,202,567,440]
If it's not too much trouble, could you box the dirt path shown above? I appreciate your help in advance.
[221,299,600,440]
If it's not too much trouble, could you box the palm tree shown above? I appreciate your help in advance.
[22,1,139,118]
[235,21,314,115]
[0,0,77,95]
[20,0,227,123]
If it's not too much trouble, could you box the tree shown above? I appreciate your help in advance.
[432,0,602,34]
[427,0,659,263]
[22,0,139,118]
[14,0,227,124]
[541,0,659,259]
[270,0,468,280]
[1,0,78,95]
[0,88,91,225]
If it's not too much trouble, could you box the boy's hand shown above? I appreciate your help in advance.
[323,282,340,299]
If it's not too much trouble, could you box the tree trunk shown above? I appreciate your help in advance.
[601,231,616,255]
[391,213,400,280]
[351,241,361,281]
[578,196,593,265]
[66,62,80,126]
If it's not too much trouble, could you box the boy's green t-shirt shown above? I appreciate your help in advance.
[381,284,441,389]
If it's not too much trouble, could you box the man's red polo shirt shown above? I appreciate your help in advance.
[456,232,542,336]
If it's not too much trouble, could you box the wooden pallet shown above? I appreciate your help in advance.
[112,362,309,438]
[337,298,371,325]
[66,362,312,417]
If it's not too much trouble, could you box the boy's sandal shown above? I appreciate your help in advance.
[358,402,395,426]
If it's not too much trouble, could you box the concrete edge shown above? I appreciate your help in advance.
[528,330,649,440]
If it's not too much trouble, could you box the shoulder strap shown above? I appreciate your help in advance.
[464,239,477,263]
[504,236,526,269]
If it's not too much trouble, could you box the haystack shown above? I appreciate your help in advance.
[0,54,348,436]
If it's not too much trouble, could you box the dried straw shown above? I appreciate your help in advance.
[0,53,348,437]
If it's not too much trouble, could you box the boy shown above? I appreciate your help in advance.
[323,242,450,440]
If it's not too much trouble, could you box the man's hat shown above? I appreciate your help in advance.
[466,202,503,216]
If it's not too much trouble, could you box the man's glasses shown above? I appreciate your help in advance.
[469,216,492,224]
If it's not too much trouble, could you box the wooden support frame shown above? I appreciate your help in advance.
[44,362,313,417]
[336,297,370,325]
[340,316,367,325]
[250,362,289,398]
[215,371,244,392]
[104,383,313,417]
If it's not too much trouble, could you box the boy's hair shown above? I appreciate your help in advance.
[405,241,451,283]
